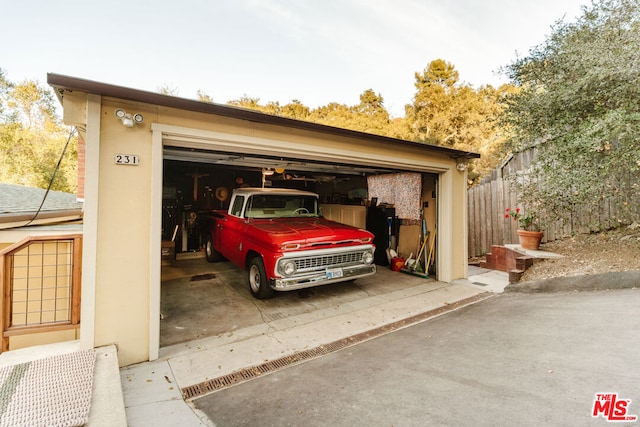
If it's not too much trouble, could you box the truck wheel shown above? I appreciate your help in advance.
[248,257,274,299]
[205,235,223,263]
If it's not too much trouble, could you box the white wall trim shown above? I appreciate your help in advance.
[151,123,449,173]
[461,169,469,280]
[437,169,454,283]
[149,129,163,361]
[80,94,101,349]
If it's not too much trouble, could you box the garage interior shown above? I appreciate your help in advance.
[160,146,440,349]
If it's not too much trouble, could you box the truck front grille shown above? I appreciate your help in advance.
[294,251,364,271]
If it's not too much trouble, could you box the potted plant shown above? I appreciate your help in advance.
[505,207,544,250]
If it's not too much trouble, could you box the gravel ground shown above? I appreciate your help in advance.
[520,223,640,282]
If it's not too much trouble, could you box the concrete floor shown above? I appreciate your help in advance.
[160,254,438,348]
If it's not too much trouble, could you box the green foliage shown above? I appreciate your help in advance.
[307,102,352,127]
[279,100,310,120]
[505,207,541,231]
[503,0,640,223]
[0,68,9,118]
[407,59,513,182]
[227,95,262,110]
[197,90,213,103]
[157,84,179,96]
[218,68,512,183]
[227,89,396,136]
[0,69,77,193]
[7,80,57,130]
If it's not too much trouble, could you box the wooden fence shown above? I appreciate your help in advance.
[0,234,82,352]
[467,149,640,258]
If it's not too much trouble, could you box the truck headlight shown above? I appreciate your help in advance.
[281,260,297,276]
[362,251,374,265]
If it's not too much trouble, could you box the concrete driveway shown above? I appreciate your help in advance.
[193,288,640,426]
[122,264,498,426]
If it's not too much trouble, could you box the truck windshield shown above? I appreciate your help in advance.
[245,194,319,219]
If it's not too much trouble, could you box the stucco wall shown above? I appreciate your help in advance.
[89,100,154,365]
[450,168,470,280]
[10,329,79,351]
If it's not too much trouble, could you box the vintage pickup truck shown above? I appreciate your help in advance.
[202,187,376,299]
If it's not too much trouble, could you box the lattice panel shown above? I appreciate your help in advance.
[10,240,74,327]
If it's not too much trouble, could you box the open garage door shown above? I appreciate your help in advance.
[161,143,438,270]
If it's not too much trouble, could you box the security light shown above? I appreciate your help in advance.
[114,109,144,127]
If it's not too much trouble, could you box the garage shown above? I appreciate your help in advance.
[48,73,478,365]
[159,151,440,348]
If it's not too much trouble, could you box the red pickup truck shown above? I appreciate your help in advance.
[202,187,376,299]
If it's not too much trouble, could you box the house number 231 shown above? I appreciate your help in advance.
[115,154,140,165]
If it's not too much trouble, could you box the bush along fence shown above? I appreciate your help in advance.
[467,148,640,258]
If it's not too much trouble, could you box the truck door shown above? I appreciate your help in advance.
[219,195,247,267]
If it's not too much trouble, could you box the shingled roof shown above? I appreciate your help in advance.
[0,183,83,228]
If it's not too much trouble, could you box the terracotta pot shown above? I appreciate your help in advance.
[517,229,544,250]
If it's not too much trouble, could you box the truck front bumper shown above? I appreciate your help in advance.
[270,264,376,291]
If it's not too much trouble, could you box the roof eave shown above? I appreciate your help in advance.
[47,73,480,160]
[0,209,84,229]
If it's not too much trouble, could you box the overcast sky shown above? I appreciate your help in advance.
[1,0,587,117]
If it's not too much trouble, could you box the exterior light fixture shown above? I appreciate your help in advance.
[452,155,469,172]
[115,109,144,127]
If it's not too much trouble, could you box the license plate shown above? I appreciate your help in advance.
[326,268,343,279]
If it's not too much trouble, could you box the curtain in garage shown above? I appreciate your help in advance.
[367,173,422,220]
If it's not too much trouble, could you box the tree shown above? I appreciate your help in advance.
[0,75,77,192]
[197,90,214,103]
[408,59,512,182]
[351,89,390,134]
[503,0,640,224]
[408,59,460,144]
[7,80,56,130]
[227,95,262,110]
[157,84,179,96]
[307,102,353,128]
[224,91,397,137]
[0,68,10,118]
[279,100,310,120]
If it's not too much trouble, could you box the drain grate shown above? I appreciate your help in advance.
[265,311,287,321]
[182,292,492,400]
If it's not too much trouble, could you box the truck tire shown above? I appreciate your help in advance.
[248,257,274,299]
[205,234,223,263]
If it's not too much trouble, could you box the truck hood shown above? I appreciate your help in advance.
[248,218,373,247]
